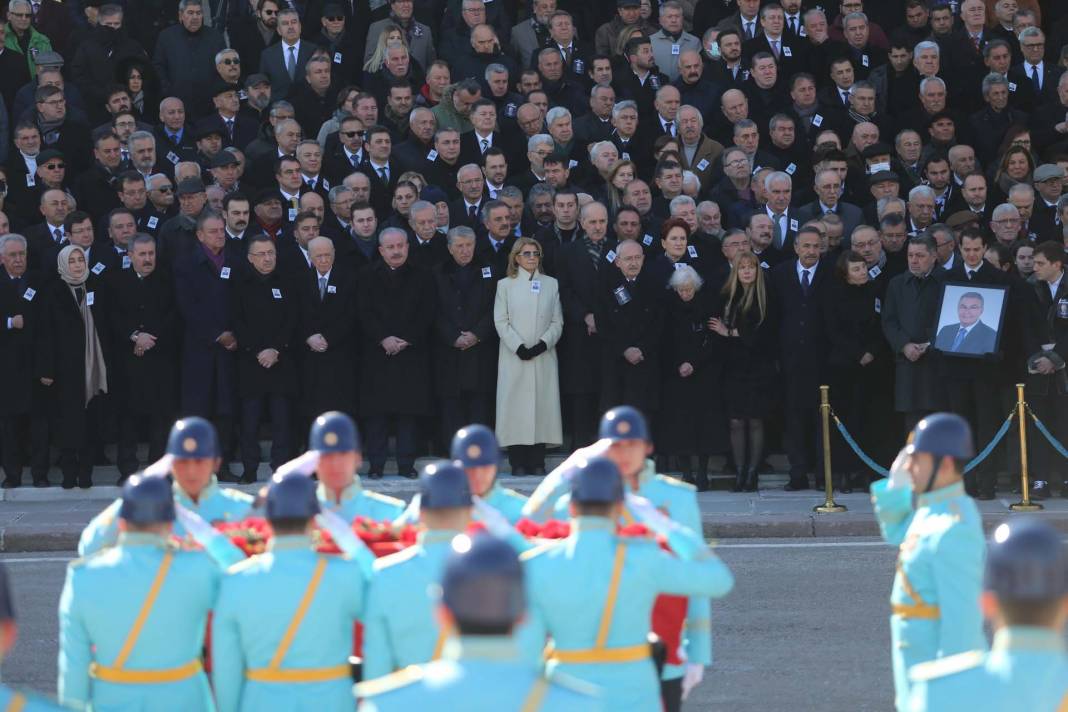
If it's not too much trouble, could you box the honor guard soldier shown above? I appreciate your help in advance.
[521,456,734,712]
[394,425,528,527]
[309,411,405,522]
[871,413,986,711]
[909,519,1068,712]
[525,405,713,708]
[357,533,601,711]
[211,471,367,712]
[363,460,475,681]
[78,417,254,556]
[0,563,66,710]
[58,476,224,711]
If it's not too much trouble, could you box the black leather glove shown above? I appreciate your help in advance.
[516,345,532,360]
[528,341,548,357]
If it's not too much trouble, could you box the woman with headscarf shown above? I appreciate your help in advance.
[35,245,110,489]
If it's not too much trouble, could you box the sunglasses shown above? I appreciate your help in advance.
[43,162,65,170]
[156,186,174,193]
[341,130,365,138]
[518,250,541,258]
[262,8,277,14]
[220,58,240,65]
[324,15,344,20]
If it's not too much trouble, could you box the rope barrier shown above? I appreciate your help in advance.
[831,408,1016,477]
[1026,406,1068,460]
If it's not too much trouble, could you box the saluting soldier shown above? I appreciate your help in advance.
[524,405,715,710]
[871,413,986,711]
[211,471,367,712]
[909,518,1068,712]
[308,411,405,522]
[452,424,527,523]
[357,533,600,711]
[78,417,254,556]
[0,563,67,710]
[58,476,224,711]
[362,460,475,681]
[521,456,734,712]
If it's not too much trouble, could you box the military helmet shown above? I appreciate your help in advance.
[450,424,499,468]
[570,456,625,504]
[985,518,1068,600]
[266,472,321,520]
[598,406,650,442]
[166,417,219,459]
[419,460,473,510]
[440,533,525,627]
[906,412,974,460]
[119,475,176,525]
[309,411,360,453]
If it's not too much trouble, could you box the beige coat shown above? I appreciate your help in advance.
[493,268,564,447]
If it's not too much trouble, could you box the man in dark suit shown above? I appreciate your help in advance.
[769,226,829,490]
[934,291,999,355]
[108,234,177,478]
[296,236,358,430]
[73,132,126,222]
[475,200,517,276]
[432,225,499,441]
[742,3,807,84]
[154,97,199,171]
[356,227,436,479]
[232,233,298,481]
[406,200,450,269]
[358,124,400,216]
[0,234,48,487]
[197,83,260,151]
[458,99,522,169]
[795,168,864,239]
[449,164,489,230]
[1007,28,1063,108]
[228,0,281,75]
[258,8,318,99]
[557,201,614,446]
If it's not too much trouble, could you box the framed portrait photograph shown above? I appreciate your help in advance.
[933,282,1008,359]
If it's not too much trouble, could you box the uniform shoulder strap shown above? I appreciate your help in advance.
[5,692,25,712]
[268,556,328,670]
[518,677,549,712]
[113,552,175,670]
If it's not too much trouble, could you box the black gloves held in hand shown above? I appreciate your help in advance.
[516,341,548,360]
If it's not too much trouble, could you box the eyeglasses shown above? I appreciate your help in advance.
[40,98,66,107]
[220,58,240,65]
[518,250,541,258]
[324,15,344,20]
[43,162,64,169]
[249,251,276,258]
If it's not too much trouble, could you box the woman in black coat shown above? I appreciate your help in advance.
[823,250,885,493]
[709,251,777,492]
[35,245,111,489]
[658,264,724,491]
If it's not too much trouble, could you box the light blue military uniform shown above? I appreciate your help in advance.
[210,534,366,712]
[908,626,1068,712]
[316,481,405,523]
[362,529,463,680]
[872,479,986,711]
[394,482,528,528]
[0,688,65,711]
[528,458,714,680]
[58,532,221,711]
[357,636,599,711]
[521,516,733,712]
[78,476,254,556]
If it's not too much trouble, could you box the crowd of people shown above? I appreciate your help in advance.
[0,0,1067,497]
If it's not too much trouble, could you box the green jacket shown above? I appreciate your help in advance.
[5,27,52,78]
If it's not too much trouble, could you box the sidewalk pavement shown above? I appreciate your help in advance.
[1,463,1065,551]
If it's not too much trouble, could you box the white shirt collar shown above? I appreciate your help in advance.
[284,39,301,52]
[1049,272,1063,296]
[316,269,332,282]
[795,260,816,281]
[464,198,481,210]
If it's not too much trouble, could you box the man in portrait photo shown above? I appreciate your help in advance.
[935,290,998,355]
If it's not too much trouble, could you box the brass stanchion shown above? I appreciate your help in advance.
[814,385,846,513]
[1010,383,1042,512]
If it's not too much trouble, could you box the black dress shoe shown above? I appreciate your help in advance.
[511,467,527,476]
[32,478,50,488]
[366,471,383,480]
[217,470,242,483]
[696,473,710,492]
[730,468,745,493]
[744,468,759,492]
[77,475,93,489]
[401,469,418,479]
[1,479,20,489]
[531,467,546,477]
[976,491,995,501]
[784,479,807,491]
[239,473,258,485]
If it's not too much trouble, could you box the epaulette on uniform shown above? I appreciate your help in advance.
[908,650,985,682]
[654,474,696,492]
[354,664,425,696]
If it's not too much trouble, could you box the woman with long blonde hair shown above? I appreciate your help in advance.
[493,237,563,475]
[709,248,776,492]
[363,24,407,73]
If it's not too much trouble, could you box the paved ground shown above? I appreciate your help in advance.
[0,540,902,711]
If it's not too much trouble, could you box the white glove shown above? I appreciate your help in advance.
[176,503,245,568]
[316,509,375,578]
[888,447,911,490]
[625,493,677,536]
[681,664,705,700]
[559,438,614,482]
[142,454,174,478]
[175,503,215,542]
[272,450,321,480]
[473,496,512,539]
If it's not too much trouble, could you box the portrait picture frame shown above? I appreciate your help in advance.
[932,282,1009,360]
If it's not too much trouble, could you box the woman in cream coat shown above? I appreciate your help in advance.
[493,237,564,475]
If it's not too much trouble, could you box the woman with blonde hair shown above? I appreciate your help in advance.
[37,244,110,489]
[493,237,563,475]
[709,248,776,492]
[363,23,407,73]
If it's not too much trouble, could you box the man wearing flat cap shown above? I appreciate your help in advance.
[1030,164,1066,244]
[158,177,208,263]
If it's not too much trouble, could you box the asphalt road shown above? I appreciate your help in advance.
[0,539,911,711]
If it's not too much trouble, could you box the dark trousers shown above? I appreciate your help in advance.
[440,392,492,447]
[1029,391,1068,491]
[827,368,867,476]
[0,415,35,484]
[117,410,172,476]
[566,393,598,449]
[239,394,292,478]
[946,378,1001,494]
[507,444,545,472]
[783,404,820,480]
[364,414,419,473]
[660,677,682,712]
[57,396,106,487]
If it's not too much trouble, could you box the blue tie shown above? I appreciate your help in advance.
[800,268,811,296]
[950,327,968,352]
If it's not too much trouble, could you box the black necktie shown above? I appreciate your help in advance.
[1031,65,1041,91]
[967,269,975,281]
[800,269,811,296]
[789,17,797,35]
[468,205,477,220]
